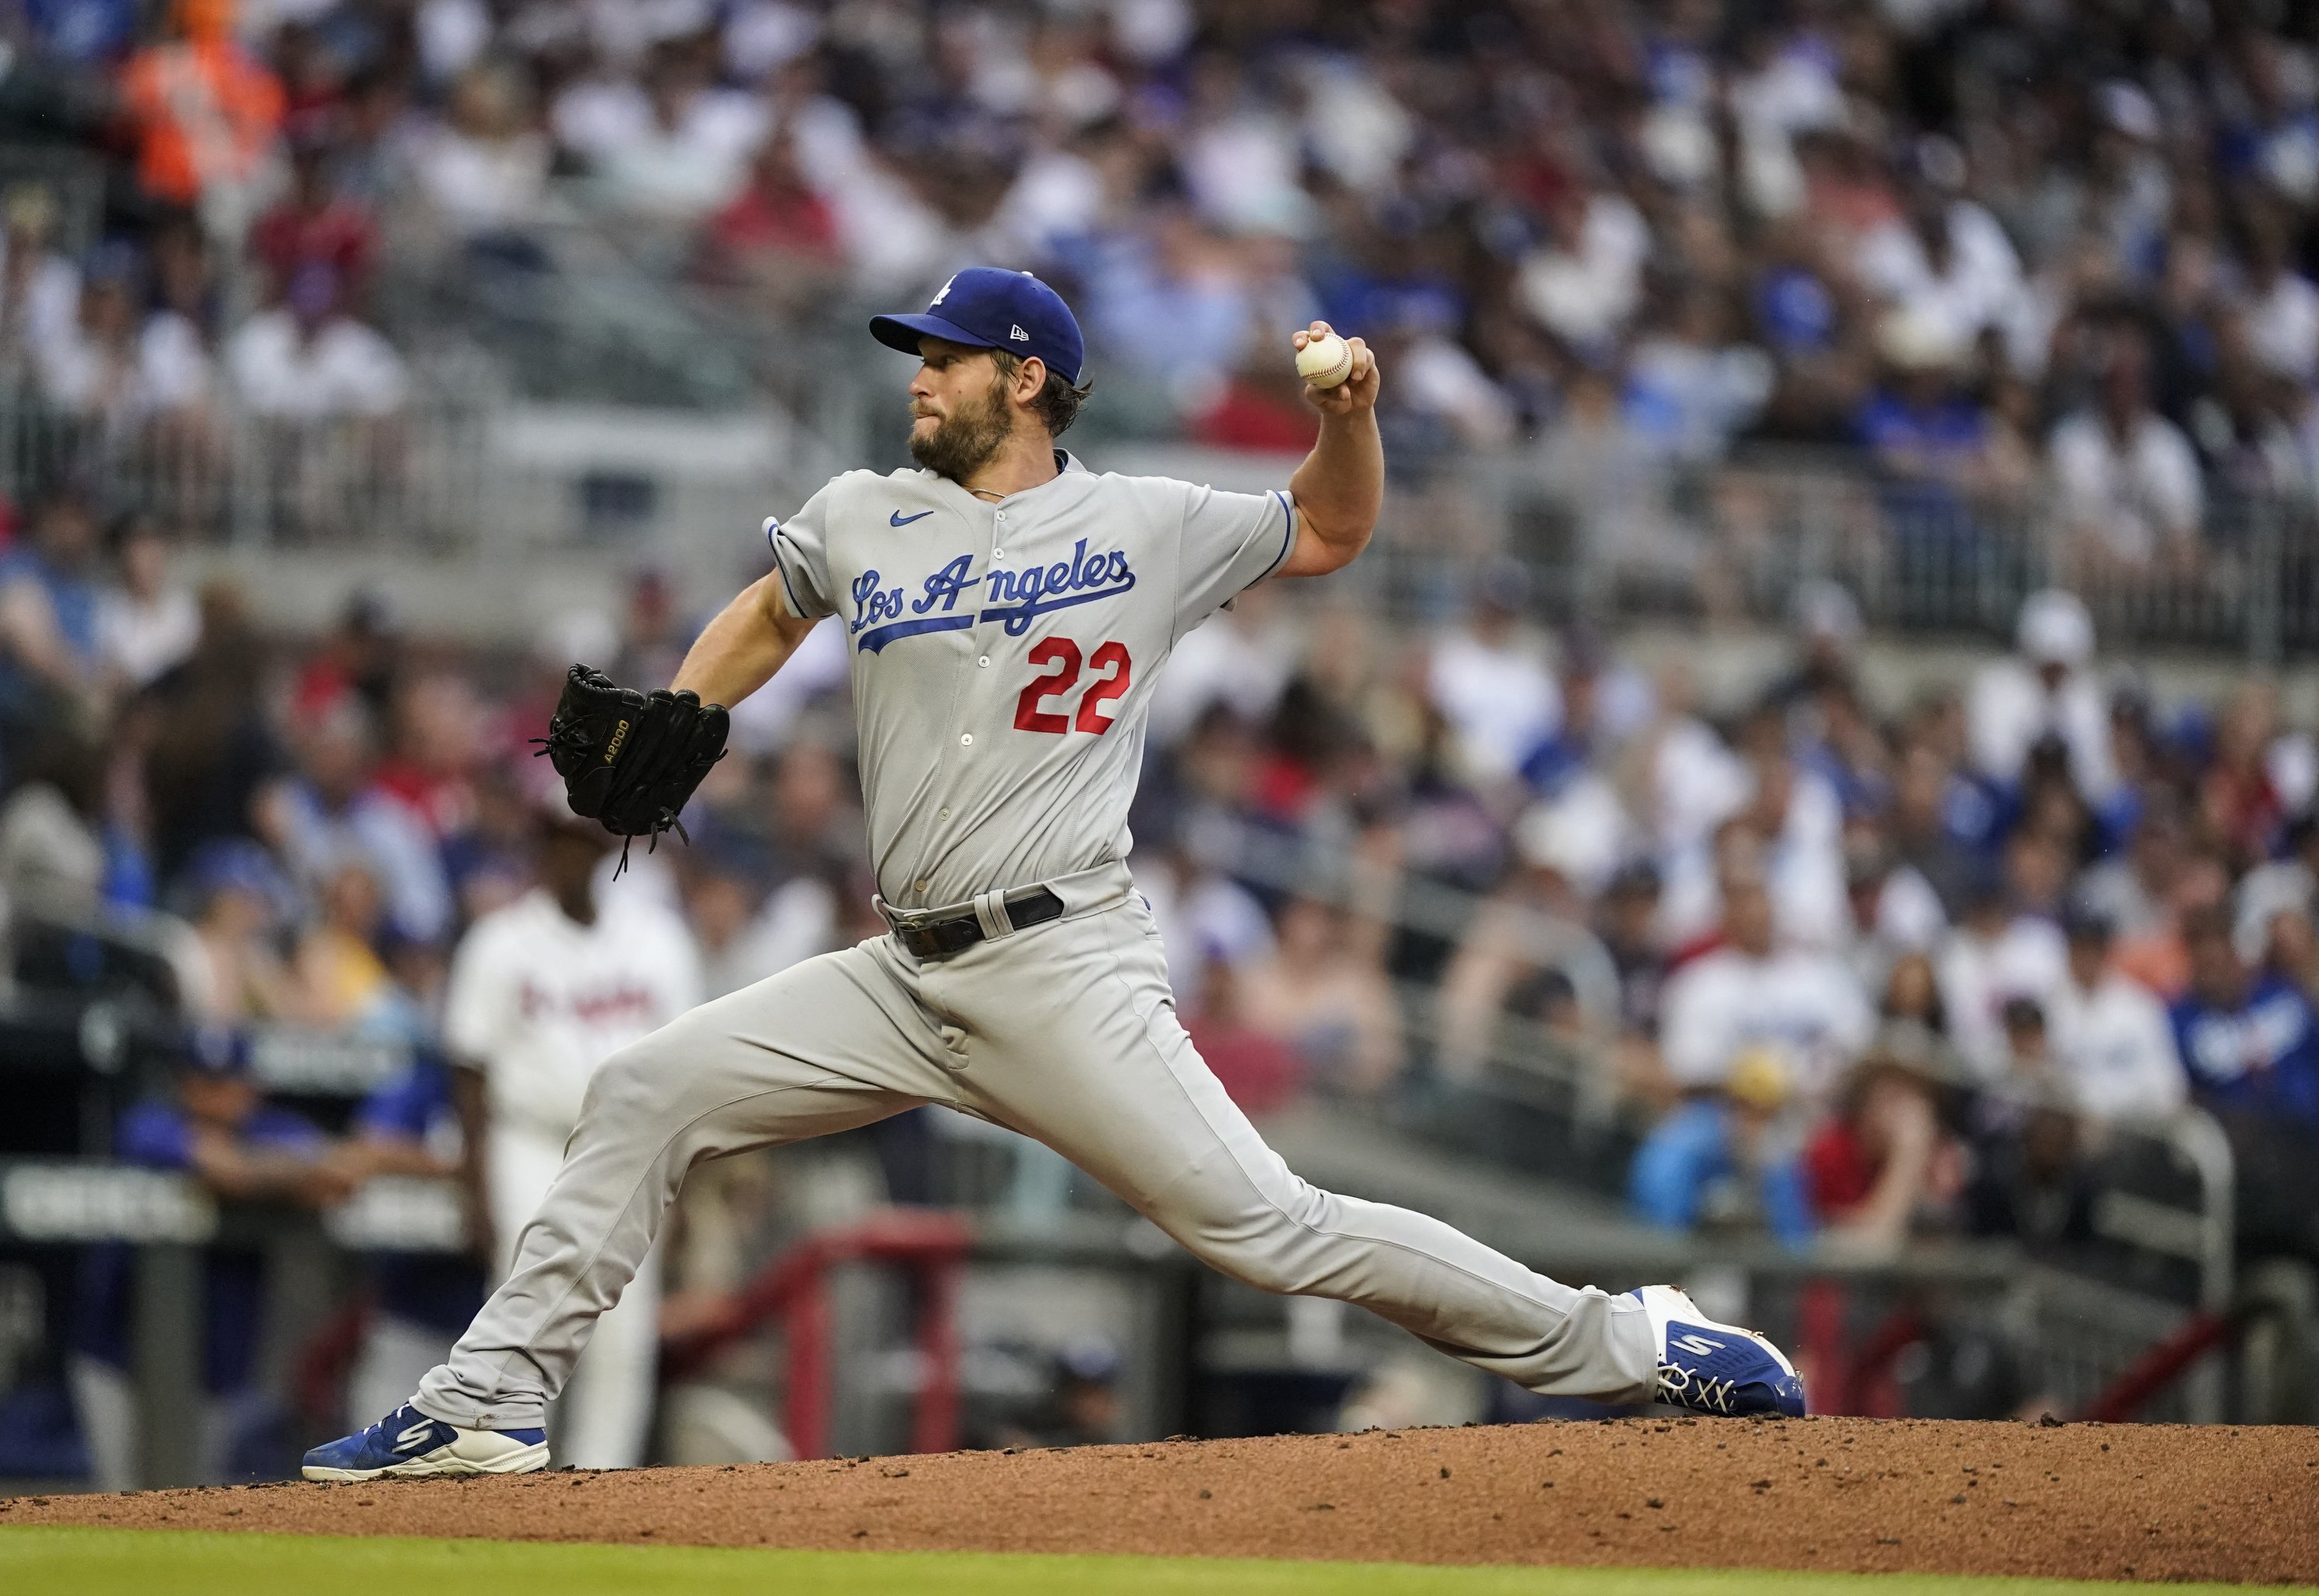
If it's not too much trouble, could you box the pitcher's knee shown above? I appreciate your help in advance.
[1174,1212,1334,1298]
[580,1035,687,1125]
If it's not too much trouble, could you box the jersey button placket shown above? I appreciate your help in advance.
[974,507,999,728]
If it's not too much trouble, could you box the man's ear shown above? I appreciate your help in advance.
[1013,355,1048,405]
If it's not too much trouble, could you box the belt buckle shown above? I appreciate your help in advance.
[889,903,939,936]
[892,908,957,960]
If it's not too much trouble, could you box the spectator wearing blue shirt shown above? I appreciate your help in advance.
[270,698,454,948]
[26,0,140,63]
[341,1053,489,1430]
[2169,906,2319,1122]
[0,488,104,740]
[1857,309,1998,604]
[2169,905,2319,1263]
[1857,320,1988,493]
[1754,256,1840,359]
[1629,1047,1815,1247]
[1516,628,1634,800]
[69,1028,355,1488]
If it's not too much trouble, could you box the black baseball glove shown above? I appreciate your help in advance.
[534,665,730,864]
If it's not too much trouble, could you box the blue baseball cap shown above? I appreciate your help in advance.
[181,1022,253,1079]
[870,267,1085,385]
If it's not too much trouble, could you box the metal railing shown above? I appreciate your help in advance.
[0,378,492,549]
[1315,446,2319,662]
[9,246,2308,668]
[380,211,2319,666]
[369,198,877,480]
[0,139,2264,663]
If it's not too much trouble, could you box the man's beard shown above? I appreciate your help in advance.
[908,373,1014,482]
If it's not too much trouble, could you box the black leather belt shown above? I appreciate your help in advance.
[889,886,1065,961]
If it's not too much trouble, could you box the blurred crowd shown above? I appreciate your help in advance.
[0,0,2310,558]
[0,19,409,436]
[1127,573,2319,1275]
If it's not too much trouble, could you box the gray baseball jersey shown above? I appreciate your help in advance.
[765,450,1296,909]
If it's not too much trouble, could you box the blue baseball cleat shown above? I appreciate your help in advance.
[1631,1284,1808,1417]
[302,1403,550,1481]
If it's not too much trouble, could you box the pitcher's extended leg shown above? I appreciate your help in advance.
[554,1243,659,1467]
[930,906,1660,1403]
[415,944,956,1431]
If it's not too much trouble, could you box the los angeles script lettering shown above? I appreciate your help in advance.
[849,541,1136,648]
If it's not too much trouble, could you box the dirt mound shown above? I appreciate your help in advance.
[5,1418,2315,1584]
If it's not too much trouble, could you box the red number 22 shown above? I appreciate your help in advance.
[1012,639,1133,735]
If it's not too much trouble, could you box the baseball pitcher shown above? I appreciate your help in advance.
[305,269,1802,1481]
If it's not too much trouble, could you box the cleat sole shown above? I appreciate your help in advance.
[301,1439,550,1482]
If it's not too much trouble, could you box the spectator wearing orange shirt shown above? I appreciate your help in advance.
[118,0,285,227]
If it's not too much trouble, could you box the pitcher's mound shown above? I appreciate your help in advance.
[5,1417,2314,1584]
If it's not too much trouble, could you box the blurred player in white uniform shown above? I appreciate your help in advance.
[441,801,702,1466]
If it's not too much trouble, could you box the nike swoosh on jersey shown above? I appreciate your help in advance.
[890,509,935,526]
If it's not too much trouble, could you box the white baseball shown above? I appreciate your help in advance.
[1296,330,1354,389]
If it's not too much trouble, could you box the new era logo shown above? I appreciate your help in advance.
[1670,1333,1725,1358]
[1009,324,1030,341]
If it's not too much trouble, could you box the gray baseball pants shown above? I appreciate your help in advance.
[413,863,1657,1432]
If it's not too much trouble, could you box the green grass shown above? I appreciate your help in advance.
[3,1528,2310,1596]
